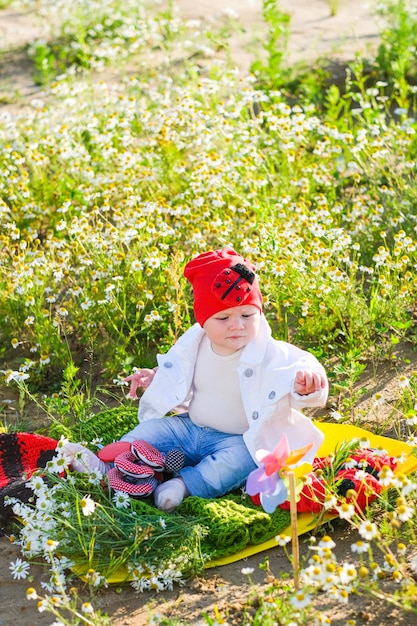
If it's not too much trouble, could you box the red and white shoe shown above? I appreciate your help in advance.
[107,467,158,497]
[114,451,155,479]
[130,440,166,470]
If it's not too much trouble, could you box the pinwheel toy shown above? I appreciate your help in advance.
[246,434,313,514]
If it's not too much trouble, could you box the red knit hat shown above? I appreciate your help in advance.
[184,248,263,326]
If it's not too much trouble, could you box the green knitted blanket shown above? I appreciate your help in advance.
[60,406,291,561]
[177,493,291,559]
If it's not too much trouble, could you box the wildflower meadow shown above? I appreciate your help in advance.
[1,0,417,624]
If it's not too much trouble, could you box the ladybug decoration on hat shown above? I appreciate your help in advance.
[212,263,256,306]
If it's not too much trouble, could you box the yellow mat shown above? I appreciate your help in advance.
[206,422,417,568]
[75,422,417,582]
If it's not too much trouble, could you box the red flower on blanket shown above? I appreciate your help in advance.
[280,445,397,514]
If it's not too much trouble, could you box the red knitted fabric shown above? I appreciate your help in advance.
[0,433,58,488]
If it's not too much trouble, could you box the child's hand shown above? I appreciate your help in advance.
[294,370,326,395]
[124,368,156,399]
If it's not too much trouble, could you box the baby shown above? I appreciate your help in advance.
[65,248,328,512]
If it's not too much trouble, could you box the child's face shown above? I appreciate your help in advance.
[203,304,261,355]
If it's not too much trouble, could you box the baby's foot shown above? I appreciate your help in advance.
[154,477,188,512]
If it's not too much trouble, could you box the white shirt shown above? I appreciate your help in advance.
[188,335,248,434]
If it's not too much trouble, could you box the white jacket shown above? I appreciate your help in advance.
[136,315,328,465]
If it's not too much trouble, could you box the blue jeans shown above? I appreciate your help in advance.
[121,414,257,499]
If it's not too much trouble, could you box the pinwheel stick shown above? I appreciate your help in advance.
[287,470,300,589]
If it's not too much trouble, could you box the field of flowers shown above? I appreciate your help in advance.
[1,0,417,624]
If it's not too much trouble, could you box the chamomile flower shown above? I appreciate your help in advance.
[351,540,370,554]
[378,465,395,487]
[316,536,336,552]
[88,469,104,485]
[113,491,131,509]
[26,587,38,600]
[358,520,379,541]
[275,533,291,546]
[338,562,357,584]
[290,590,312,609]
[85,569,107,587]
[335,502,356,520]
[81,602,95,615]
[327,586,349,603]
[323,494,338,510]
[395,502,415,522]
[46,453,70,474]
[44,538,59,552]
[27,474,47,495]
[37,598,48,613]
[80,495,96,516]
[9,557,30,580]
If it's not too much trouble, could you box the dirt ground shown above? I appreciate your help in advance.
[1,1,417,625]
[0,0,383,99]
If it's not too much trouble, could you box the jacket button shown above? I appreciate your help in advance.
[268,391,276,399]
[244,368,253,377]
[252,411,259,420]
[164,362,173,368]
